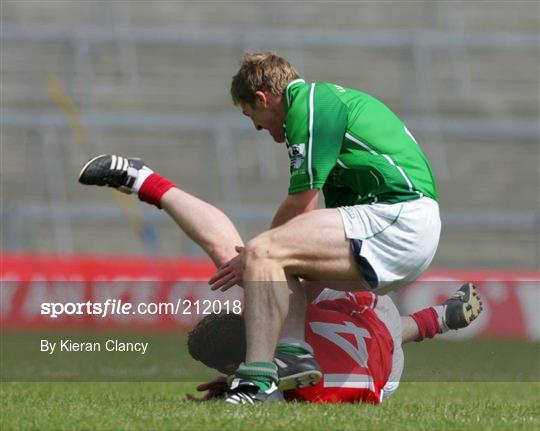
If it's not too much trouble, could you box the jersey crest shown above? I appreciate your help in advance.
[288,143,306,170]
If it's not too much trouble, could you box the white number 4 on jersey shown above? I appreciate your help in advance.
[309,321,371,368]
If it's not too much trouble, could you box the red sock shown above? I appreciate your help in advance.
[410,307,441,342]
[138,173,175,209]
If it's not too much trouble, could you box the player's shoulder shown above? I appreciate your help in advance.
[310,81,353,100]
[313,81,368,96]
[285,78,310,106]
[287,81,347,118]
[288,81,346,104]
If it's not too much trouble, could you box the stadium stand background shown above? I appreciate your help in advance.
[2,1,539,269]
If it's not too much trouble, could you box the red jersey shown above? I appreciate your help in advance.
[286,291,396,404]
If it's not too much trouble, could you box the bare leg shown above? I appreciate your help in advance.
[279,276,307,341]
[161,188,243,267]
[243,208,364,362]
[242,244,290,361]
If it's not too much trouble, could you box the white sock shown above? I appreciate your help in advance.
[131,167,153,193]
[433,305,449,333]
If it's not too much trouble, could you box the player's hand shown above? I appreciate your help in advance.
[208,246,244,291]
[186,376,229,402]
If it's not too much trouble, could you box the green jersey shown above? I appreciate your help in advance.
[284,79,438,207]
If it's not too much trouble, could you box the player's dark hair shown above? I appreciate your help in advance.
[231,51,300,107]
[187,313,246,374]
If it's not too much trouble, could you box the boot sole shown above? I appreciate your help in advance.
[278,370,322,391]
[463,283,483,325]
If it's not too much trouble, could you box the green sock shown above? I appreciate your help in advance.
[276,342,312,357]
[235,361,278,392]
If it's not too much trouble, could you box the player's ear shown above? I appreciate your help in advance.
[254,91,268,108]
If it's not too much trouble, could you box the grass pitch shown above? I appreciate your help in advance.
[2,381,538,430]
[1,337,539,430]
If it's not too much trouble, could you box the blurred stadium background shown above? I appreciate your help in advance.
[2,0,538,267]
[1,0,539,385]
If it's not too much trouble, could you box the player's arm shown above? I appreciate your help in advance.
[210,84,346,291]
[270,189,319,228]
[285,83,347,204]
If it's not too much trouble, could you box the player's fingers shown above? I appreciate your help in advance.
[218,256,237,270]
[214,272,240,291]
[210,272,236,291]
[197,376,228,391]
[197,381,218,391]
[209,268,235,289]
[186,394,205,402]
[219,274,244,292]
[219,280,238,292]
[208,266,232,285]
[208,273,230,289]
[196,383,209,391]
[197,382,218,391]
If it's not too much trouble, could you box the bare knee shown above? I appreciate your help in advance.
[244,233,283,268]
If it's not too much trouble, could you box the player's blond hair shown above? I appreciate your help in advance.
[230,52,300,107]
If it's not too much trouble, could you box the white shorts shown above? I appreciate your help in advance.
[338,197,441,294]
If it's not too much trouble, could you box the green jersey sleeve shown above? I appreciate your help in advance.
[285,83,348,194]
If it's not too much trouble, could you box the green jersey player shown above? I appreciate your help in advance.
[210,52,442,403]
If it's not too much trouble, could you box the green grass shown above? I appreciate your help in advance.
[3,332,539,382]
[1,334,539,430]
[1,381,538,430]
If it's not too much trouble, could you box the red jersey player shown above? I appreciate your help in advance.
[187,283,482,404]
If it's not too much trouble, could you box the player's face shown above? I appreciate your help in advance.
[241,96,286,143]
